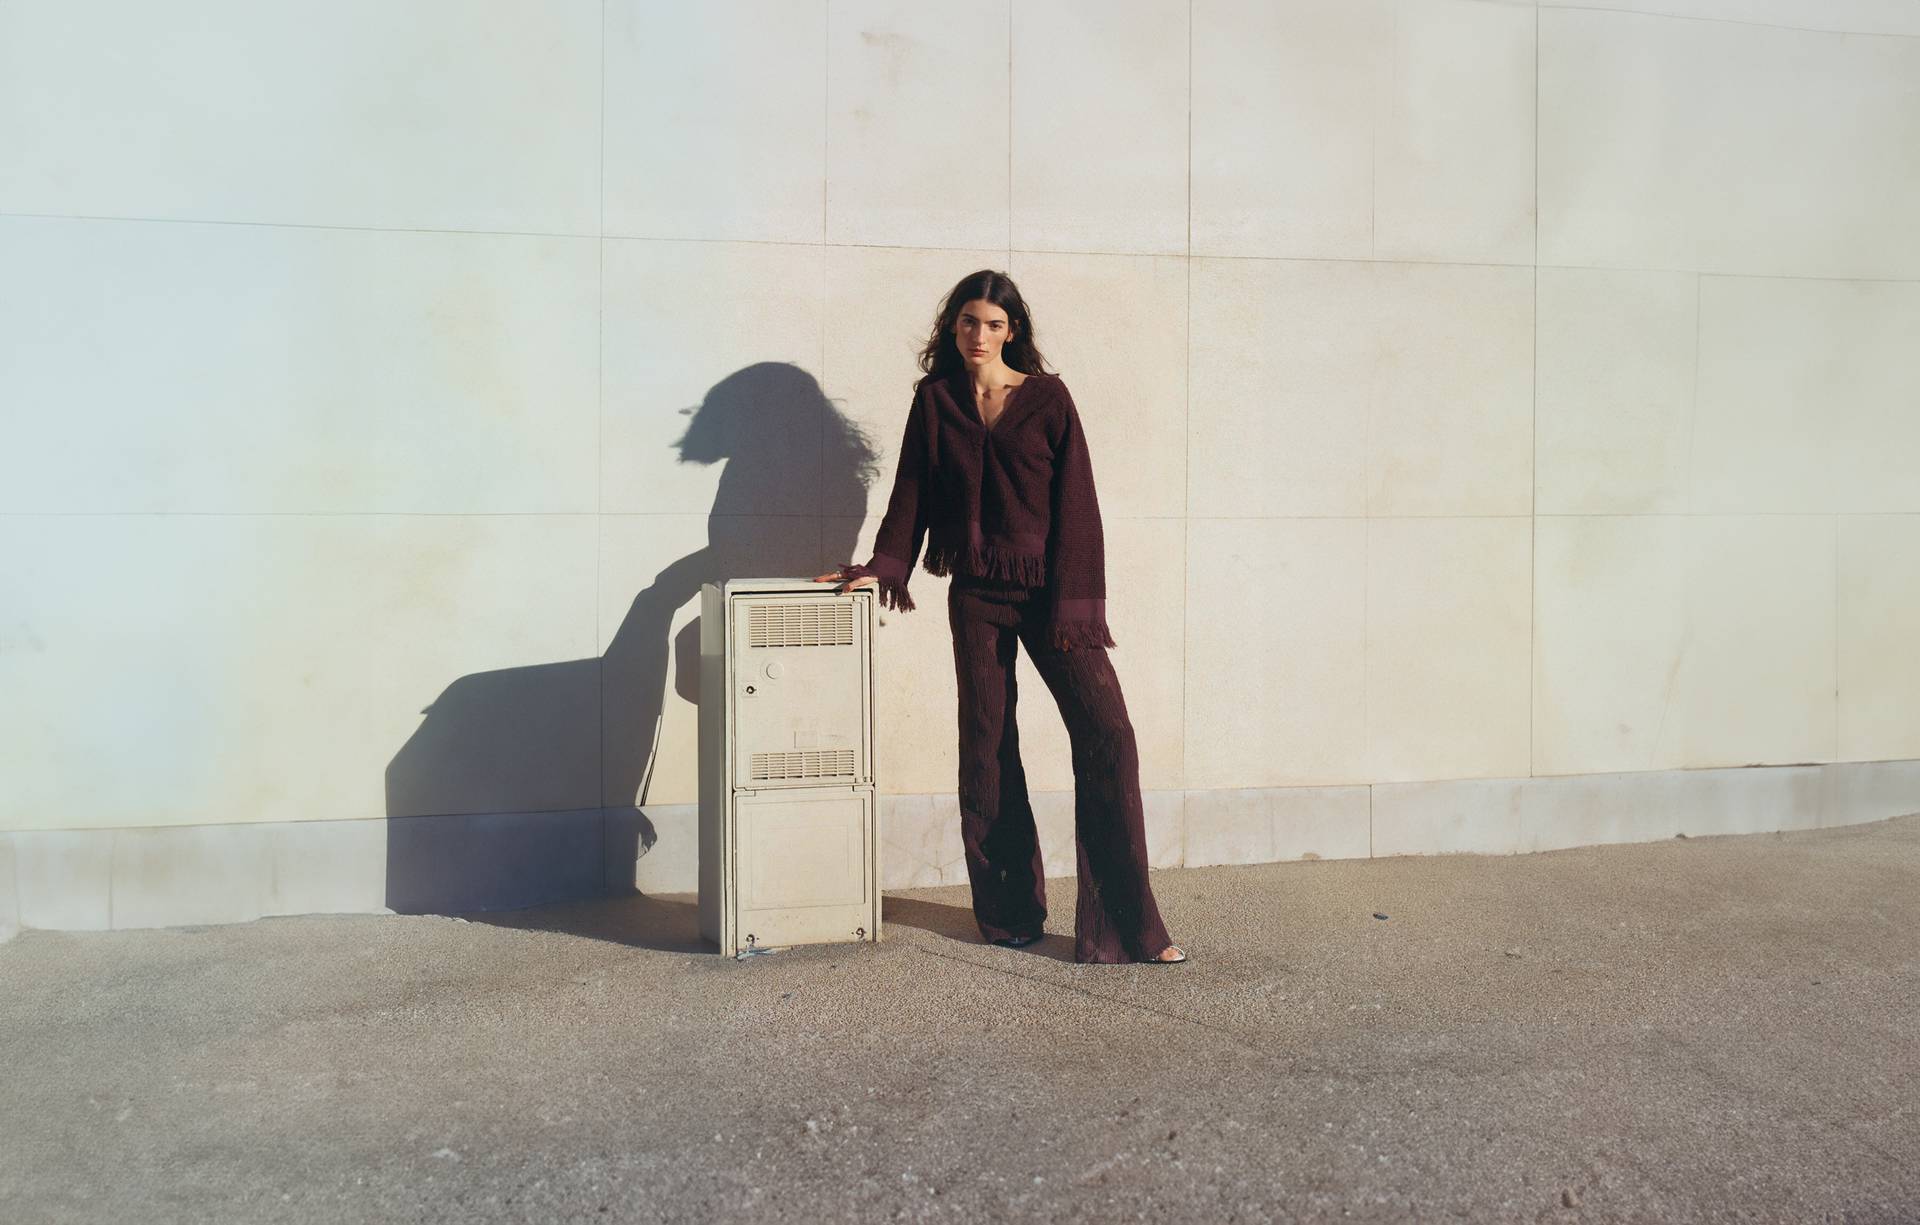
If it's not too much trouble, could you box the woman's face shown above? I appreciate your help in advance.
[953,298,1016,369]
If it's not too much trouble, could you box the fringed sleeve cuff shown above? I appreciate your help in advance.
[1044,383,1113,652]
[1048,597,1115,652]
[841,556,916,613]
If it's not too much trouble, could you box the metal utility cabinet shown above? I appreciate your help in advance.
[698,577,881,957]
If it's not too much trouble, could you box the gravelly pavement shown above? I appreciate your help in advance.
[2,815,1916,1224]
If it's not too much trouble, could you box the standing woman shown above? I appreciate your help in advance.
[814,270,1185,965]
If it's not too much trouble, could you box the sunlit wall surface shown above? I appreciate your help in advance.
[2,1,1916,928]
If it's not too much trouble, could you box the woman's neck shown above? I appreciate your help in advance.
[967,359,1022,390]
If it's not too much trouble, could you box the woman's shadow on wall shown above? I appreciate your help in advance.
[381,362,884,949]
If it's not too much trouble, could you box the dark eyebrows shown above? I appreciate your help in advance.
[959,311,1008,326]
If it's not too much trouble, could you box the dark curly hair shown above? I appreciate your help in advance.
[915,269,1055,382]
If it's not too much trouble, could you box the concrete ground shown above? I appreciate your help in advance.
[2,816,1916,1225]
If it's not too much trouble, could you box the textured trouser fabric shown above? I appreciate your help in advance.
[946,574,1173,964]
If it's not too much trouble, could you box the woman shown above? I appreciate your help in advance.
[814,270,1185,966]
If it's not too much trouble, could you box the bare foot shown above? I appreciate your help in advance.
[1153,945,1186,963]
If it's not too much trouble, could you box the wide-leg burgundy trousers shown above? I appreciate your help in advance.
[946,573,1173,964]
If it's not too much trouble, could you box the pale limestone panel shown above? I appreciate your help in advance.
[111,824,274,929]
[1004,518,1185,795]
[1189,258,1373,518]
[1005,252,1188,519]
[1185,789,1274,868]
[1371,777,1526,857]
[384,809,603,914]
[823,514,958,797]
[1693,277,1920,515]
[268,819,388,917]
[601,239,827,516]
[1533,516,1693,776]
[1838,517,1920,762]
[929,795,971,886]
[822,514,957,798]
[0,0,598,233]
[1517,771,1683,853]
[0,837,15,942]
[1011,0,1188,254]
[881,803,941,891]
[1694,275,1829,513]
[1189,785,1371,865]
[1372,0,1536,265]
[1828,284,1920,516]
[1535,516,1838,774]
[598,513,823,809]
[826,1,1009,249]
[1271,786,1372,862]
[1191,0,1384,260]
[1034,791,1077,881]
[604,0,827,243]
[1186,518,1368,788]
[12,830,112,930]
[1765,767,1831,833]
[0,218,597,515]
[1673,518,1837,768]
[881,793,961,890]
[1537,0,1920,36]
[1535,267,1698,516]
[1539,9,1920,279]
[1520,764,1832,852]
[0,514,600,832]
[1820,759,1920,828]
[1145,792,1185,870]
[627,805,698,897]
[1367,518,1533,783]
[1369,262,1534,517]
[1672,764,1826,839]
[822,245,1009,521]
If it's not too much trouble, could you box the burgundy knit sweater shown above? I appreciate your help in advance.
[840,368,1115,651]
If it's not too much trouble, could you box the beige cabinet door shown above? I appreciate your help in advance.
[732,787,876,951]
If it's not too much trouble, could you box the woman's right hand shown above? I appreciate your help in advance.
[812,565,878,595]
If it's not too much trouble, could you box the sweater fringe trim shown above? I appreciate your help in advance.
[1049,619,1117,652]
[922,541,1048,587]
[839,563,915,612]
[874,575,915,612]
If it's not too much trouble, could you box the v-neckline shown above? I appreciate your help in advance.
[969,373,1033,434]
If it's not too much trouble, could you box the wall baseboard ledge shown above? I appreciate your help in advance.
[4,759,1917,941]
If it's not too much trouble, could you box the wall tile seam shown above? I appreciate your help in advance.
[1182,0,1196,870]
[0,210,597,242]
[1531,3,1540,783]
[1540,2,1920,41]
[14,796,1920,930]
[1823,512,1843,760]
[2,833,19,937]
[0,511,607,519]
[0,811,614,838]
[596,0,609,825]
[622,239,1920,285]
[1534,513,1920,518]
[10,761,1918,841]
[580,241,1920,284]
[8,214,1916,285]
[8,511,1915,522]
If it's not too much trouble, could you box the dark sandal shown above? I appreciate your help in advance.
[991,933,1043,949]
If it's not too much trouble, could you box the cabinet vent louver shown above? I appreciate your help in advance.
[748,748,858,781]
[749,602,856,649]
